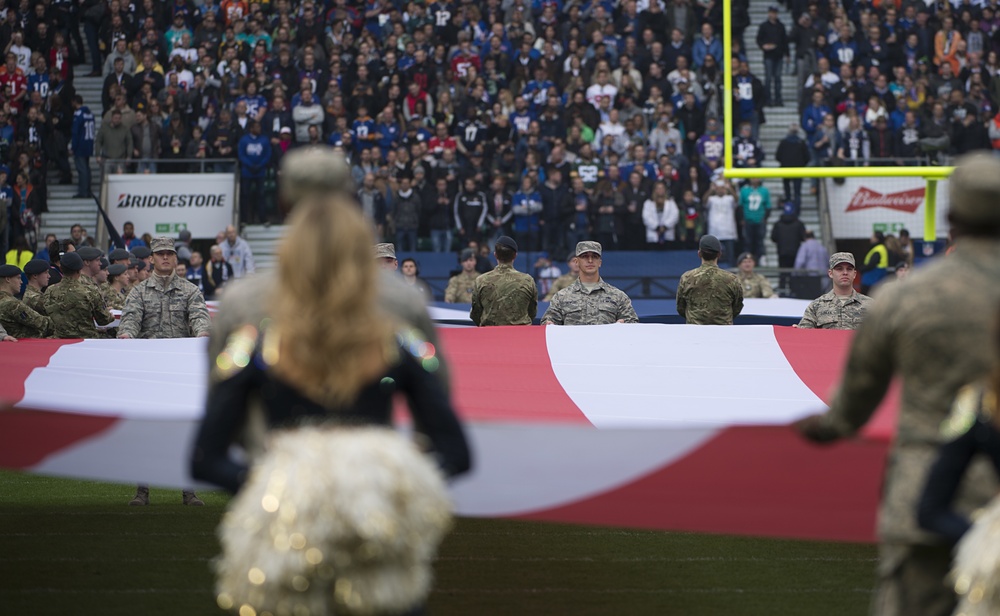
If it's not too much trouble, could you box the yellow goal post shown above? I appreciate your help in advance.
[720,0,953,242]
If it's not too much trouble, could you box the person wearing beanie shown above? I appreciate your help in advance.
[470,235,537,326]
[0,264,52,338]
[675,235,744,325]
[444,248,480,304]
[41,252,113,338]
[21,259,50,315]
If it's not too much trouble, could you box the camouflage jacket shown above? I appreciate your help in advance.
[21,285,46,315]
[0,290,53,338]
[470,263,538,326]
[544,273,578,301]
[542,279,639,325]
[676,263,744,325]
[102,284,127,311]
[41,277,113,338]
[118,273,211,339]
[737,272,774,299]
[820,238,1000,544]
[797,289,872,330]
[444,270,479,304]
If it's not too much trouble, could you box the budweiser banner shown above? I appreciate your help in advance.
[825,177,950,239]
[105,173,237,239]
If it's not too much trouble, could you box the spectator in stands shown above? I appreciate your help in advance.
[703,179,738,266]
[642,181,679,249]
[776,124,810,208]
[771,203,807,289]
[739,178,772,266]
[238,120,272,225]
[220,225,255,279]
[205,244,232,300]
[860,231,889,294]
[130,107,161,173]
[391,172,421,253]
[94,109,132,171]
[757,5,789,107]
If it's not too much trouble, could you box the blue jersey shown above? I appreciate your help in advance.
[376,121,400,153]
[72,106,96,157]
[352,117,377,150]
[27,73,49,99]
[509,110,535,135]
[237,94,267,119]
[522,79,555,110]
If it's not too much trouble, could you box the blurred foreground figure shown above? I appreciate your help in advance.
[795,153,1000,616]
[191,147,470,615]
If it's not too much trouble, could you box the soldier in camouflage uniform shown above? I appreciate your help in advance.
[117,237,211,340]
[542,241,639,325]
[0,321,13,341]
[21,259,50,315]
[544,252,580,301]
[102,264,129,310]
[42,253,113,338]
[444,249,480,304]
[471,235,538,326]
[0,264,53,338]
[118,237,209,507]
[675,235,744,325]
[735,252,775,298]
[796,252,872,330]
[796,153,1000,616]
[76,246,104,288]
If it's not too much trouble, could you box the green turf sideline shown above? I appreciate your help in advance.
[0,470,876,615]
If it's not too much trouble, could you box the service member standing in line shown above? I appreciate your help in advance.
[676,235,744,325]
[470,235,538,326]
[103,264,129,310]
[21,259,51,314]
[375,242,398,271]
[735,252,775,298]
[542,241,639,325]
[794,153,1000,616]
[76,246,104,286]
[544,252,580,301]
[42,252,114,338]
[444,248,480,304]
[0,264,53,338]
[118,236,210,507]
[796,252,872,330]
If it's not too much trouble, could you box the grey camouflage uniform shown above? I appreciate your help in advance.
[444,270,479,304]
[0,290,53,338]
[118,274,211,339]
[542,279,639,325]
[816,239,1000,616]
[42,277,113,338]
[676,263,744,325]
[470,263,538,326]
[544,273,578,301]
[737,272,775,298]
[21,285,46,315]
[797,289,872,330]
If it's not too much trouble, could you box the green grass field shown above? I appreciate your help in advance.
[0,470,877,615]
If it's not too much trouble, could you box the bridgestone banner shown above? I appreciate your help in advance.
[106,173,235,239]
[824,176,951,239]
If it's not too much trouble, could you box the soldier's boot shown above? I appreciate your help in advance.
[129,486,149,506]
[182,490,204,506]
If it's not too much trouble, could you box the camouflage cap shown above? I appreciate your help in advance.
[0,263,20,277]
[61,252,84,271]
[829,252,856,268]
[374,243,396,259]
[150,237,177,254]
[576,241,602,257]
[23,259,49,276]
[77,246,103,261]
[948,152,1000,228]
[279,147,354,205]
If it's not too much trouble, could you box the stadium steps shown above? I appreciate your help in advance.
[744,1,821,293]
[40,31,103,247]
[242,224,285,271]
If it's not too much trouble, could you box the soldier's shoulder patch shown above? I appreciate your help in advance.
[212,324,260,381]
[19,310,28,321]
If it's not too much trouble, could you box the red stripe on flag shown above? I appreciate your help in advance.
[0,339,79,406]
[519,426,886,542]
[772,327,899,440]
[0,407,119,468]
[438,327,590,424]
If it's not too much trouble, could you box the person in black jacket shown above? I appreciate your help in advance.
[770,206,806,289]
[775,123,810,207]
[757,6,790,106]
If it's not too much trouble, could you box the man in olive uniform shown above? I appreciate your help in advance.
[795,153,1000,616]
[470,236,538,326]
[735,252,775,298]
[675,235,744,325]
[21,259,50,314]
[0,264,53,338]
[42,253,114,338]
[542,241,639,325]
[77,246,104,287]
[796,252,872,330]
[375,243,398,271]
[118,237,209,507]
[444,248,480,303]
[544,252,580,301]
